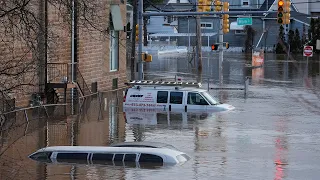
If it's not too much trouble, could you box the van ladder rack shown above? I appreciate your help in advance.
[126,80,202,88]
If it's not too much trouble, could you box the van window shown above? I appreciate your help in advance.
[157,91,168,103]
[124,154,137,162]
[114,154,124,161]
[56,153,88,163]
[187,92,209,105]
[139,153,163,163]
[170,92,183,104]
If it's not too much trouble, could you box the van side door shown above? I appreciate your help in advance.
[185,92,209,111]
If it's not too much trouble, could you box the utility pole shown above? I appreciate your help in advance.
[196,15,202,82]
[138,0,144,80]
[130,0,137,80]
[195,0,202,83]
[219,16,223,85]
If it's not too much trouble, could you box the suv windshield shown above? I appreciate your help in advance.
[201,92,219,105]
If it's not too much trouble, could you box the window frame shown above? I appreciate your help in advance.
[110,30,119,72]
[200,22,213,29]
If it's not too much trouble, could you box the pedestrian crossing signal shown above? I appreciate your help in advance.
[211,44,218,50]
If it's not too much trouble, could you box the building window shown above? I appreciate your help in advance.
[200,23,213,29]
[235,30,246,35]
[241,0,249,6]
[110,30,119,71]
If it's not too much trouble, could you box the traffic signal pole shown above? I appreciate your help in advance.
[219,17,223,85]
[143,11,276,17]
[138,0,144,80]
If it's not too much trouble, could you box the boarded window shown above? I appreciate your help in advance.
[170,92,183,104]
[157,91,168,103]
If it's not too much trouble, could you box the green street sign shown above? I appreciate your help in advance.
[237,17,253,26]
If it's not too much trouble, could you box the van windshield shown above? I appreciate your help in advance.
[201,92,219,105]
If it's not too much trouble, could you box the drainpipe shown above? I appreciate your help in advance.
[71,0,77,114]
[71,0,75,84]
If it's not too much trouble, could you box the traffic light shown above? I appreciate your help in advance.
[223,2,229,12]
[141,52,152,62]
[198,0,211,12]
[283,12,290,24]
[222,14,229,34]
[277,0,284,24]
[211,44,219,50]
[225,42,229,49]
[283,0,291,24]
[135,24,139,41]
[198,0,205,12]
[214,0,222,11]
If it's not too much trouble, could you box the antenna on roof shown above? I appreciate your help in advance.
[125,80,202,88]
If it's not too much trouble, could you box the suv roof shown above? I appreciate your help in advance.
[110,141,178,150]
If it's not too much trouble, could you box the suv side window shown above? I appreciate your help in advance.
[124,154,137,162]
[187,92,209,105]
[170,92,183,104]
[157,91,168,103]
[56,153,88,163]
[139,153,163,163]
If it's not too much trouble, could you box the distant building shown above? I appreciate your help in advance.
[145,0,310,50]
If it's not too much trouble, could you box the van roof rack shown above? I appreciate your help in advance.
[125,80,202,88]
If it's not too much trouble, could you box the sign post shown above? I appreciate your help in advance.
[317,40,320,75]
[303,46,313,74]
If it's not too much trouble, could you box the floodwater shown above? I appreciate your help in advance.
[1,52,320,180]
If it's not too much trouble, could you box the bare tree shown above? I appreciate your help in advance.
[0,0,109,106]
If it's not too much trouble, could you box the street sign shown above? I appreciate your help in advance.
[237,17,252,26]
[303,46,313,57]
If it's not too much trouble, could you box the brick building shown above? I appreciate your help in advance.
[1,0,128,108]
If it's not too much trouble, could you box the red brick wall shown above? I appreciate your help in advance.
[77,3,127,91]
[1,1,127,108]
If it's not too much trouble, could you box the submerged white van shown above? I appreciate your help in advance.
[123,81,234,112]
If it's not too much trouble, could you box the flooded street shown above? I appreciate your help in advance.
[1,52,320,179]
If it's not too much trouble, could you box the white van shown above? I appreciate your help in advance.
[123,81,234,112]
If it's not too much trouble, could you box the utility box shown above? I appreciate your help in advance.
[316,40,320,50]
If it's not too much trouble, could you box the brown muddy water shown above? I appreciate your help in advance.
[1,52,320,180]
